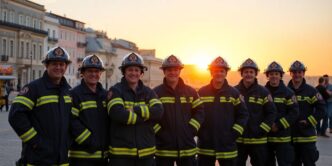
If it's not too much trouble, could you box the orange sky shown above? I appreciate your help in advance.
[34,0,332,75]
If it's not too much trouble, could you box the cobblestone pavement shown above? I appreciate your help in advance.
[1,109,332,166]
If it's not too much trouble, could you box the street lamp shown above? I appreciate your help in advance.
[30,55,33,82]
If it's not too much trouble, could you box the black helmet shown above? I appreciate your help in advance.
[79,55,105,71]
[238,58,259,72]
[289,60,307,72]
[160,55,184,69]
[208,56,230,71]
[42,46,71,64]
[119,52,147,71]
[264,61,284,75]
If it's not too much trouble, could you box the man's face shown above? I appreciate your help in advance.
[124,66,143,84]
[267,71,281,86]
[324,76,329,84]
[290,70,305,82]
[210,67,227,83]
[164,67,181,83]
[241,68,256,84]
[46,61,68,80]
[82,68,102,85]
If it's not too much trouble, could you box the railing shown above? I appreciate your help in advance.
[0,20,48,35]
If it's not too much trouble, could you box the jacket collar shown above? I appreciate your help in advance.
[288,78,306,92]
[80,79,104,95]
[42,71,71,91]
[162,77,186,95]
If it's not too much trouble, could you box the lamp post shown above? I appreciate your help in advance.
[30,55,33,82]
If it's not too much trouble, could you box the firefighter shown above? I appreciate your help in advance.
[107,52,163,166]
[197,56,249,166]
[264,61,299,166]
[69,55,109,166]
[287,60,325,166]
[234,58,277,166]
[8,46,72,165]
[153,55,204,166]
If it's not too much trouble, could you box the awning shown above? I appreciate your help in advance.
[0,75,16,80]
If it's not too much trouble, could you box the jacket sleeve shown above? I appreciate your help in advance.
[232,92,249,136]
[107,87,144,125]
[275,92,299,130]
[70,91,92,145]
[8,84,39,145]
[188,89,205,132]
[260,91,277,133]
[133,88,163,121]
[307,90,326,127]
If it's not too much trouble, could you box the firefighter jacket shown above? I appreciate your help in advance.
[288,79,326,143]
[8,71,72,165]
[265,81,299,143]
[107,77,163,158]
[69,80,109,159]
[235,79,277,144]
[153,78,205,158]
[197,79,249,159]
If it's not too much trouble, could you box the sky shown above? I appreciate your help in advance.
[33,0,332,75]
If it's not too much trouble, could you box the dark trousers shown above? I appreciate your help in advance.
[69,158,108,166]
[316,105,328,135]
[236,144,267,166]
[198,155,235,166]
[109,157,154,166]
[267,142,294,166]
[0,95,9,112]
[155,156,196,166]
[292,142,319,166]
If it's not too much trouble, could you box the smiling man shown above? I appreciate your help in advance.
[107,52,163,166]
[153,55,204,166]
[264,61,299,166]
[69,55,109,166]
[9,46,72,165]
[235,58,277,166]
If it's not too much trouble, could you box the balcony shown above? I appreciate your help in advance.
[77,42,87,48]
[48,37,58,43]
[0,20,48,35]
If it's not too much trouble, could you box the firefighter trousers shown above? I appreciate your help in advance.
[236,144,267,166]
[198,155,236,166]
[267,142,294,166]
[155,156,196,166]
[69,158,108,166]
[292,142,319,166]
[109,157,155,166]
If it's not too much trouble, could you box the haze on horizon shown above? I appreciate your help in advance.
[33,0,332,75]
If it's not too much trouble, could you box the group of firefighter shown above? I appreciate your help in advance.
[8,46,325,166]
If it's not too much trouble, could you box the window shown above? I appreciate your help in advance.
[39,21,42,29]
[26,16,30,27]
[32,70,35,80]
[33,19,37,28]
[9,40,14,57]
[39,45,43,59]
[26,42,29,58]
[2,39,7,55]
[20,41,24,58]
[19,15,24,25]
[38,70,42,77]
[1,10,7,21]
[47,29,50,36]
[9,11,14,23]
[52,30,55,38]
[33,44,36,59]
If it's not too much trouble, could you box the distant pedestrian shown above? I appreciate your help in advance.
[316,77,330,137]
[323,75,332,133]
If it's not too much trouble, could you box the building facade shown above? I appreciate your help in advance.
[0,0,47,88]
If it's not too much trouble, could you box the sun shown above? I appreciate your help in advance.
[193,58,211,73]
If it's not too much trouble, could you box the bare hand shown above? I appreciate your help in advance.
[271,123,279,132]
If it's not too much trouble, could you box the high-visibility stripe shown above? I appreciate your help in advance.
[297,96,317,104]
[107,98,124,112]
[293,136,317,143]
[28,164,69,166]
[153,123,161,133]
[149,98,162,107]
[268,136,291,143]
[13,96,35,110]
[69,150,103,158]
[308,115,317,126]
[192,98,203,109]
[189,118,200,131]
[80,101,97,111]
[71,107,80,116]
[63,95,72,103]
[109,146,156,157]
[260,122,271,132]
[198,148,237,159]
[127,112,137,125]
[285,98,294,105]
[75,129,91,144]
[232,124,244,135]
[102,101,106,107]
[236,137,267,144]
[36,95,59,107]
[279,117,290,128]
[201,96,215,103]
[20,127,37,143]
[160,97,176,103]
[124,101,146,109]
[156,148,197,157]
[248,97,265,105]
[140,105,150,120]
[273,97,285,103]
[232,97,241,105]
